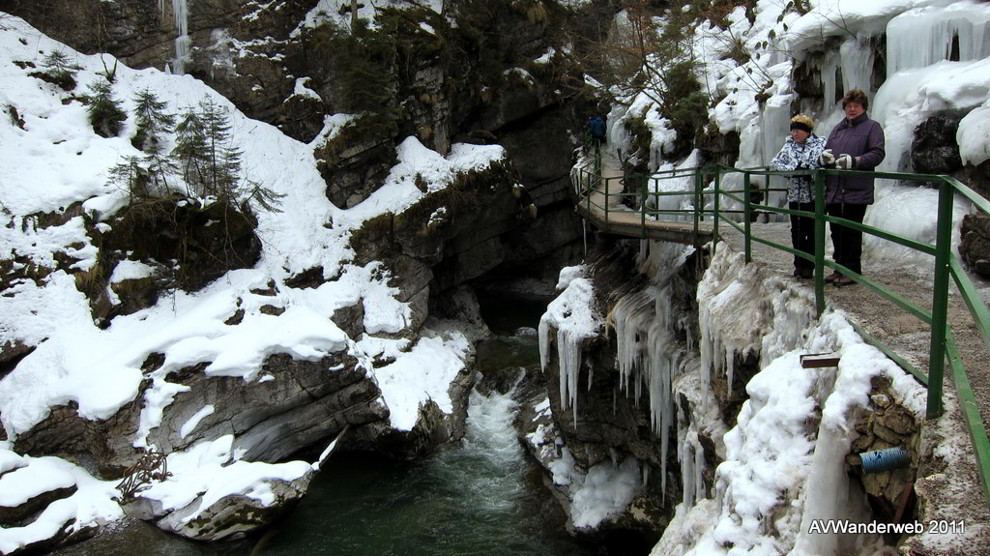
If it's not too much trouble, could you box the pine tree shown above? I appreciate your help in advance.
[39,49,82,90]
[132,88,175,154]
[171,96,283,210]
[85,80,127,138]
[107,155,150,201]
[197,97,241,199]
[172,105,210,195]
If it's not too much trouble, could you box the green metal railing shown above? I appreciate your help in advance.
[570,159,990,509]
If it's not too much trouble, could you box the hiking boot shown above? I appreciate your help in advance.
[825,271,841,283]
[833,275,856,287]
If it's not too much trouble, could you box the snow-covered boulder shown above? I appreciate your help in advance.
[123,436,317,542]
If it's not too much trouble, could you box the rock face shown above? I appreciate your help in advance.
[155,477,312,541]
[848,376,920,521]
[520,241,706,540]
[960,212,990,278]
[8,0,589,277]
[911,109,967,176]
[13,351,387,474]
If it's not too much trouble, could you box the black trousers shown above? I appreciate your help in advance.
[789,202,815,272]
[826,203,868,275]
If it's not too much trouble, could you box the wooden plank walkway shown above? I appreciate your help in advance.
[574,152,714,246]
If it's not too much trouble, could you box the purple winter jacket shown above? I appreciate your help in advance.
[824,112,886,204]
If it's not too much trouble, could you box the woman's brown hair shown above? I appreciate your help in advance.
[841,89,869,110]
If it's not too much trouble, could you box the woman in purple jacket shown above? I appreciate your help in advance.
[818,89,886,286]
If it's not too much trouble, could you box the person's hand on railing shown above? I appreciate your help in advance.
[819,149,835,168]
[835,154,854,169]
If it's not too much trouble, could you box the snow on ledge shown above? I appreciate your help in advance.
[373,327,472,431]
[539,265,604,423]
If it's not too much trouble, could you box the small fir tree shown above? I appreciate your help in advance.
[39,49,82,90]
[107,155,150,201]
[197,97,241,199]
[171,96,284,210]
[131,88,175,154]
[172,105,210,195]
[85,81,127,138]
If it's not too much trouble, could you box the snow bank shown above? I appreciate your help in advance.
[0,443,123,555]
[138,435,311,519]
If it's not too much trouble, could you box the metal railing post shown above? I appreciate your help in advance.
[713,169,721,256]
[743,172,752,263]
[604,177,610,224]
[814,170,826,317]
[693,171,701,244]
[927,179,953,419]
[641,174,647,232]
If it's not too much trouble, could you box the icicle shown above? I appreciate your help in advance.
[680,432,696,508]
[538,314,550,372]
[794,425,857,555]
[694,438,706,502]
[760,97,793,211]
[821,56,839,111]
[557,328,583,425]
[725,343,736,395]
[887,4,990,75]
[699,304,712,415]
[839,37,874,98]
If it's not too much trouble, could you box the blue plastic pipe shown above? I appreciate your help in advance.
[859,447,909,473]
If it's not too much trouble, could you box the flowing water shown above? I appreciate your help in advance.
[259,352,595,555]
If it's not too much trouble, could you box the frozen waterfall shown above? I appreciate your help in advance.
[611,241,696,502]
[160,0,191,74]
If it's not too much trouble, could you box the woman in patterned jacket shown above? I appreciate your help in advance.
[770,114,827,279]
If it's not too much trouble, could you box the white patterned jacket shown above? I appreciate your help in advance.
[769,134,827,204]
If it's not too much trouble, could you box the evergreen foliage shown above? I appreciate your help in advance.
[172,97,284,211]
[306,21,397,119]
[173,104,211,195]
[39,49,81,90]
[131,88,175,154]
[107,155,150,201]
[85,80,127,138]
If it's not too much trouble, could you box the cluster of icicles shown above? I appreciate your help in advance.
[539,241,719,505]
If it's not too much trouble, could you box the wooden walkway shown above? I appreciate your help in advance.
[574,152,714,246]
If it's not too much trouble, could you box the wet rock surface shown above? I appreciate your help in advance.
[960,212,990,278]
[911,109,966,176]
